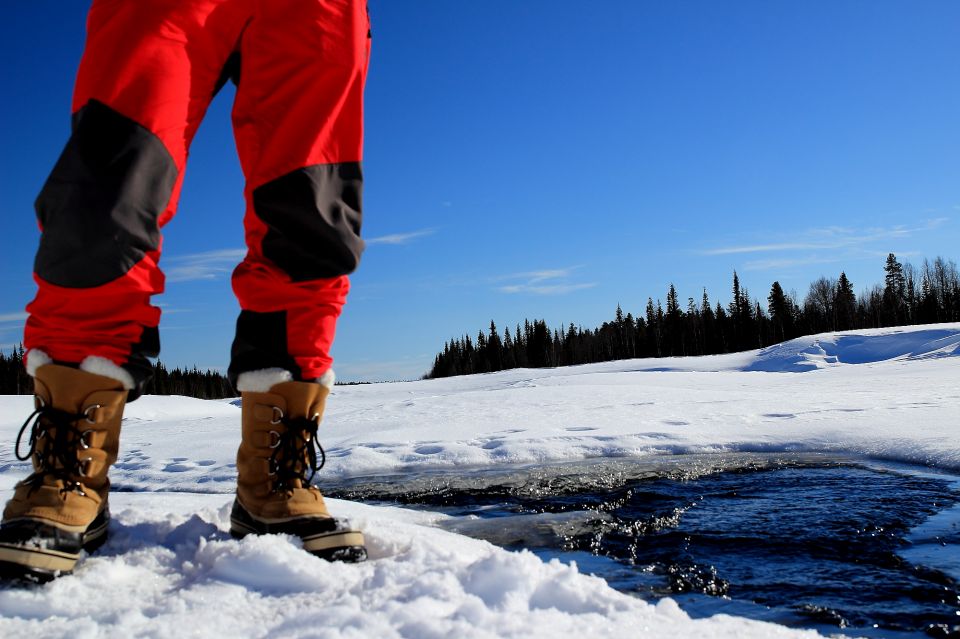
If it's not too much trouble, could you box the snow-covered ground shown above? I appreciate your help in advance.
[0,323,957,638]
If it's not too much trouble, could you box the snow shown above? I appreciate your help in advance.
[1,323,958,637]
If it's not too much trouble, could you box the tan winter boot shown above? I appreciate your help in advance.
[230,378,366,562]
[0,363,127,582]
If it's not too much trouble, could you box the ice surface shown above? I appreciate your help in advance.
[0,323,957,637]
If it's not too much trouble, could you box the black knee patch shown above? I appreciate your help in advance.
[228,310,301,389]
[253,162,365,281]
[34,99,178,288]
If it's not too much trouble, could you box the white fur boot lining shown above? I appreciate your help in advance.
[236,367,336,392]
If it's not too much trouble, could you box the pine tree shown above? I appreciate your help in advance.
[487,320,503,372]
[614,304,625,358]
[714,302,730,352]
[502,327,516,369]
[835,272,857,331]
[623,312,637,358]
[767,281,793,342]
[729,271,752,349]
[514,323,527,367]
[700,289,717,354]
[665,284,683,355]
[645,297,661,357]
[883,253,906,326]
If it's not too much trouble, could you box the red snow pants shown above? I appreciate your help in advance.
[24,0,371,394]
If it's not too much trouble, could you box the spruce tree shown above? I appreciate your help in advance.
[835,272,857,331]
[700,289,717,354]
[665,284,683,355]
[645,297,661,357]
[883,253,906,326]
[767,281,792,342]
[487,320,503,372]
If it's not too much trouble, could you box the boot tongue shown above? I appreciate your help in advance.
[268,381,329,420]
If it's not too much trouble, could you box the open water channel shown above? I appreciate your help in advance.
[328,453,960,638]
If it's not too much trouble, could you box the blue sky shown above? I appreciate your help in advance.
[2,1,958,381]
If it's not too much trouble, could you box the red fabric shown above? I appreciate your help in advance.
[26,256,163,366]
[25,0,370,380]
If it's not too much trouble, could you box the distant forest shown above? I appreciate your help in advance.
[426,254,960,379]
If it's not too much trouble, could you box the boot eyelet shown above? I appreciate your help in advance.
[80,457,94,476]
[311,412,321,423]
[268,460,278,477]
[84,404,102,424]
[61,484,87,497]
[268,430,281,448]
[270,407,284,425]
[80,429,93,450]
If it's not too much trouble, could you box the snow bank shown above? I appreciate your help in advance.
[745,325,960,371]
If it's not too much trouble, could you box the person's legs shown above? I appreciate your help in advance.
[2,0,249,581]
[227,0,371,562]
[228,0,371,388]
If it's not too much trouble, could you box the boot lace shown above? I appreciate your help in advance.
[15,401,97,497]
[267,411,327,493]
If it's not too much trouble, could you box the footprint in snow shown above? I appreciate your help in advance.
[414,445,444,455]
[160,458,225,473]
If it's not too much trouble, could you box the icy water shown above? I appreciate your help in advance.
[328,454,960,638]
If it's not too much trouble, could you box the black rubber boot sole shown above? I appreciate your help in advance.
[229,498,367,563]
[0,509,110,584]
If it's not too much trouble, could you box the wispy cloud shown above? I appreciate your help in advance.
[496,266,596,296]
[165,248,246,283]
[366,228,437,246]
[0,312,27,343]
[500,283,597,295]
[496,268,577,284]
[704,242,831,256]
[701,218,949,257]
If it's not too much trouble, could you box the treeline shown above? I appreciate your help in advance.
[427,254,960,378]
[0,348,233,399]
[0,345,31,395]
[141,362,233,399]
